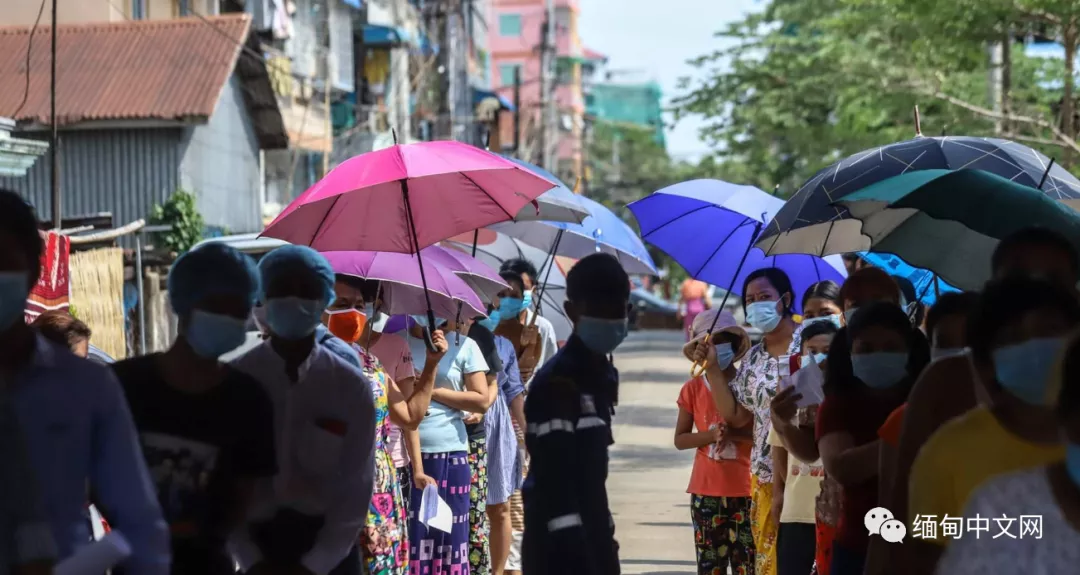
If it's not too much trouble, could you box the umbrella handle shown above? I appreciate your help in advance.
[689,333,711,378]
[423,310,439,354]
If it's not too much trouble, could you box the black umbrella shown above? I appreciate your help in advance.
[754,136,1080,256]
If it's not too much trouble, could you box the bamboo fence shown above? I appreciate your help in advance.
[69,247,127,360]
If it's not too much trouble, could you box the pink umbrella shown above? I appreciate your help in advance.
[262,141,552,348]
[322,251,486,320]
[424,244,507,303]
[261,141,555,253]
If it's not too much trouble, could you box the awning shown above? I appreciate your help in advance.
[472,88,515,112]
[363,24,410,46]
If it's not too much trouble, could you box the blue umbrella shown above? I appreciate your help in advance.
[488,195,657,275]
[628,179,847,315]
[858,252,959,307]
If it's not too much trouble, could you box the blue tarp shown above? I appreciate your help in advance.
[858,252,960,307]
[363,24,410,46]
[472,88,515,111]
[342,0,363,9]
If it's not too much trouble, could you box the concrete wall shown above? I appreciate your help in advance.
[3,0,115,26]
[180,74,263,234]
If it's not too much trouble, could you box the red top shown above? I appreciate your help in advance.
[816,393,897,551]
[877,403,907,448]
[677,377,753,497]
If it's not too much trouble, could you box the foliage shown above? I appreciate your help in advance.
[148,190,205,255]
[672,0,1080,193]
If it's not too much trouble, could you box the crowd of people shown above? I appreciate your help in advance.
[9,173,1080,575]
[676,226,1080,575]
[0,187,632,575]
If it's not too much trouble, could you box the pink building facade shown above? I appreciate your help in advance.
[489,0,585,183]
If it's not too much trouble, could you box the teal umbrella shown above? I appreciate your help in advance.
[836,169,1080,291]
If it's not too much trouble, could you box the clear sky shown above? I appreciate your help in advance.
[578,0,759,161]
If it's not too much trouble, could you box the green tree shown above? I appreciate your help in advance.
[673,0,1080,189]
[149,190,205,255]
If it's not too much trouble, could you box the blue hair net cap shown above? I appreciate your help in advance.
[168,242,260,316]
[258,245,336,305]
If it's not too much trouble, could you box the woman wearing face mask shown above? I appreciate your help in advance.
[112,243,277,575]
[770,281,842,575]
[322,276,445,575]
[865,292,977,575]
[686,267,802,575]
[905,276,1079,574]
[800,281,844,330]
[769,320,837,575]
[674,309,754,575]
[404,315,491,575]
[815,302,929,575]
[937,329,1080,573]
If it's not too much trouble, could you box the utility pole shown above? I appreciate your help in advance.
[513,66,521,155]
[50,0,60,229]
[538,0,555,170]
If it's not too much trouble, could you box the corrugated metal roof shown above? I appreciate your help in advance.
[0,15,252,126]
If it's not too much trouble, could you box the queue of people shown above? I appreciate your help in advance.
[678,226,1080,575]
[3,187,619,575]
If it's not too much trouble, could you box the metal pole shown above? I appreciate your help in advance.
[50,0,60,229]
[512,66,521,155]
[135,235,146,354]
[537,15,549,167]
[542,0,555,171]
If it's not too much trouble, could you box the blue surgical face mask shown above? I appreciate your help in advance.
[931,347,967,362]
[265,297,323,340]
[714,342,735,370]
[1066,442,1080,489]
[851,352,909,389]
[803,314,842,329]
[993,337,1065,406]
[477,309,500,332]
[185,310,248,358]
[499,296,525,318]
[746,300,782,333]
[844,307,859,323]
[576,316,628,355]
[521,289,534,310]
[802,353,827,368]
[0,271,28,331]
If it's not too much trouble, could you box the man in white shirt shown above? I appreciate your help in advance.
[229,246,376,575]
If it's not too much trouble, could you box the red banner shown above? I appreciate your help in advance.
[24,231,71,324]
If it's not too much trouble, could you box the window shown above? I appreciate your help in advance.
[556,59,572,86]
[498,14,522,37]
[131,0,146,19]
[499,63,521,87]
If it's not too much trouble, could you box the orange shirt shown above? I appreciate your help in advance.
[680,279,709,301]
[878,403,907,448]
[677,377,752,497]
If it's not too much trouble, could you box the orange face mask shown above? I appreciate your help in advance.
[327,309,367,343]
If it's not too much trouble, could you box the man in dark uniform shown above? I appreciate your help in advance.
[521,253,630,575]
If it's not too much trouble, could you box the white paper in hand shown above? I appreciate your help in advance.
[55,531,132,575]
[790,361,825,407]
[420,483,454,534]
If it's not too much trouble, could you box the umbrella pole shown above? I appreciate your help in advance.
[452,229,482,343]
[401,180,439,352]
[531,229,564,329]
[691,222,762,378]
[1038,158,1056,189]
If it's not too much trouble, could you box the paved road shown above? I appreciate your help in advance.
[610,330,698,575]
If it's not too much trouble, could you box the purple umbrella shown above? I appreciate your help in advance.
[628,179,847,374]
[321,251,486,320]
[424,245,508,303]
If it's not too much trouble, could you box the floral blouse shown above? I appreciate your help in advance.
[728,325,802,483]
